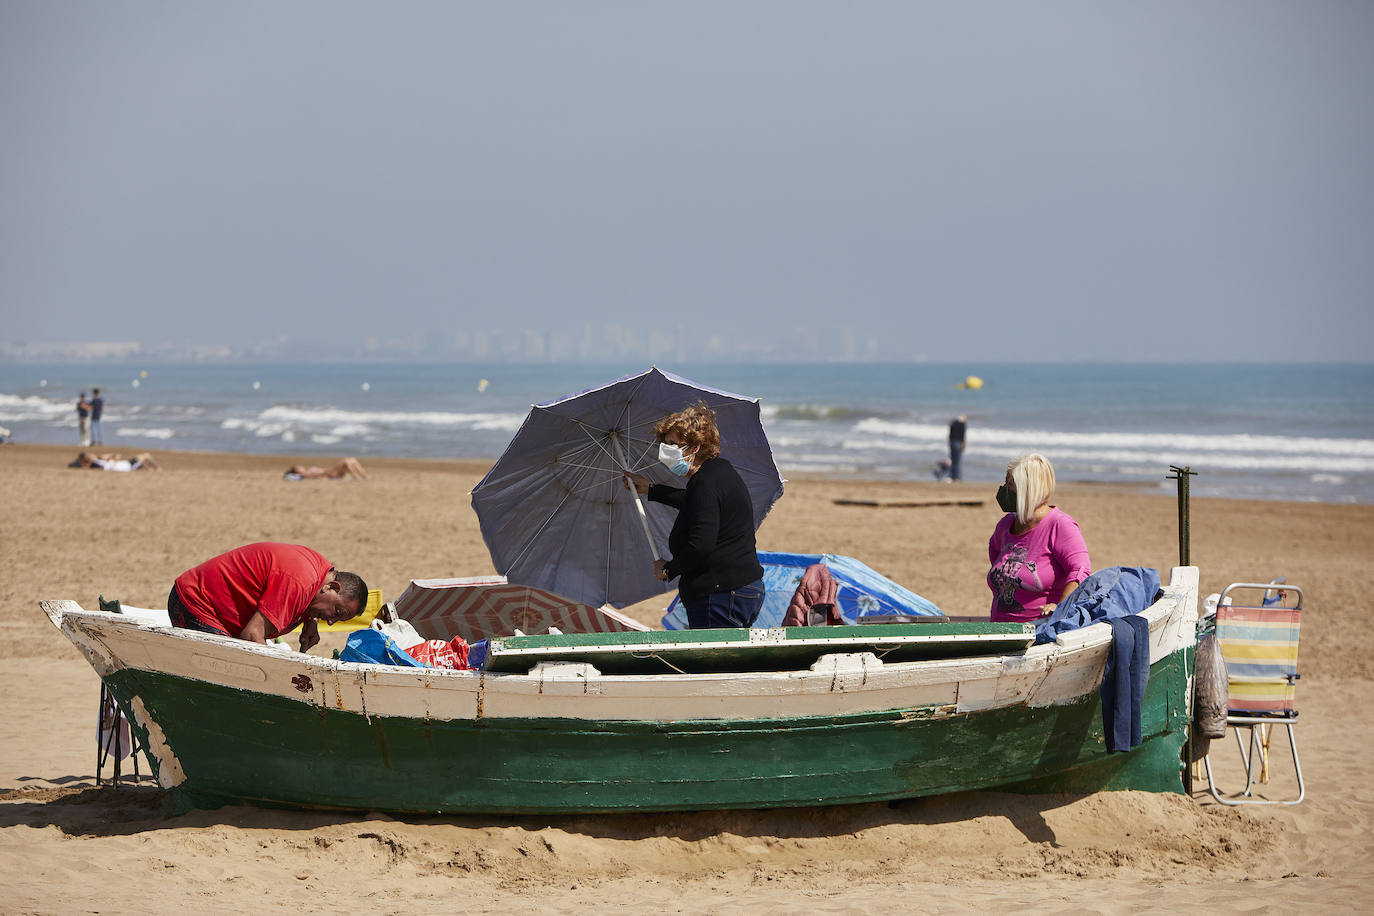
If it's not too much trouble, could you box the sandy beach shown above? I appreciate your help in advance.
[3,443,1371,913]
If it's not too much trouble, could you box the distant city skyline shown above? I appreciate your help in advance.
[0,322,884,363]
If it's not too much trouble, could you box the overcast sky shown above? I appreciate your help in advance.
[2,1,1371,361]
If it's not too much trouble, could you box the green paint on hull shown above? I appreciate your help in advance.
[106,649,1189,815]
[485,622,1035,674]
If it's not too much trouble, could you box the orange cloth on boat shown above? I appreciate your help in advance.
[173,542,332,638]
[781,564,842,626]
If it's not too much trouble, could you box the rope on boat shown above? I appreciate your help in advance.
[631,651,688,674]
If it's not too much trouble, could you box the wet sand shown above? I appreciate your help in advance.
[2,443,1370,912]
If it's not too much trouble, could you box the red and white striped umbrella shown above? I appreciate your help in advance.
[393,576,651,643]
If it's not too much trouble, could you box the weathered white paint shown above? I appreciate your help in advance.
[40,567,1198,726]
[130,695,185,788]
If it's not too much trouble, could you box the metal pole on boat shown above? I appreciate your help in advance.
[1169,464,1197,794]
[609,431,661,561]
[1168,465,1196,566]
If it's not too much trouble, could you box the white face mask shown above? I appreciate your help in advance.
[657,442,694,476]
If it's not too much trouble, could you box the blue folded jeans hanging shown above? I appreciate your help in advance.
[1101,615,1150,753]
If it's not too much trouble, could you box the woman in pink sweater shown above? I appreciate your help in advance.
[987,454,1092,622]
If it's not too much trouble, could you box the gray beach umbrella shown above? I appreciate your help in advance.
[470,367,785,610]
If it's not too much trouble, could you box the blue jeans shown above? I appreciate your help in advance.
[683,579,765,629]
[91,419,104,445]
[948,441,964,481]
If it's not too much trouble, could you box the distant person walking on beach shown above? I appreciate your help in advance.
[76,392,92,446]
[89,388,105,445]
[168,542,368,651]
[947,415,967,482]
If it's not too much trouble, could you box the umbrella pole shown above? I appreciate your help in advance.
[609,433,661,561]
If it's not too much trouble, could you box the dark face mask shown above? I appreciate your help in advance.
[996,484,1018,513]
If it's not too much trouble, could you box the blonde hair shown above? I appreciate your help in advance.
[1007,453,1055,527]
[654,403,721,462]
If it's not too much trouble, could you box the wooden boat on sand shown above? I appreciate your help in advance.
[41,567,1199,815]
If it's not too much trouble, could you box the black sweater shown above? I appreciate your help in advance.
[648,456,764,600]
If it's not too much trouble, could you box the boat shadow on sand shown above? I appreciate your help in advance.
[1,780,1115,847]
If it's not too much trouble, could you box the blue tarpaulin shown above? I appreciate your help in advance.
[340,628,425,667]
[661,551,943,630]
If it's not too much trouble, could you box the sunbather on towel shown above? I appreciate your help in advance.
[284,457,369,480]
[168,542,368,651]
[70,451,161,471]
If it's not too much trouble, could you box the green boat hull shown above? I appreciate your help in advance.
[103,648,1190,815]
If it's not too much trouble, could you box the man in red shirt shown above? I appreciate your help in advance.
[168,542,368,651]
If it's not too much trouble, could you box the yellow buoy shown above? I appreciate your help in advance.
[959,375,984,390]
[477,378,489,393]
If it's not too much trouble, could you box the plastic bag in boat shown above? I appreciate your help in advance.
[370,616,423,650]
[340,628,425,667]
[405,637,471,670]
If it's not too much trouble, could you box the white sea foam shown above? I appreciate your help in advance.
[839,437,930,454]
[0,393,77,420]
[797,441,1374,475]
[853,418,1374,458]
[257,405,524,431]
[775,458,865,474]
[116,427,175,440]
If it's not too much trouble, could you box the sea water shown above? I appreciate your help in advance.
[2,361,1371,504]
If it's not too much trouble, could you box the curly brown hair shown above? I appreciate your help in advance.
[653,403,721,462]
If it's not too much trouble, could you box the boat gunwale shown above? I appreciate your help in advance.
[40,571,1193,690]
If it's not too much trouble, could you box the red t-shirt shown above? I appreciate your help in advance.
[174,542,332,638]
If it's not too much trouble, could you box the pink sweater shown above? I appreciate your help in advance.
[987,507,1092,622]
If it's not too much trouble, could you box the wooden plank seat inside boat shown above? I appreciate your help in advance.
[482,621,1036,674]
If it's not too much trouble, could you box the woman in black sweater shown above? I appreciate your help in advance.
[624,404,765,628]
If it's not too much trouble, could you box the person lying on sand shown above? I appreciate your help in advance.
[284,457,369,480]
[69,451,161,471]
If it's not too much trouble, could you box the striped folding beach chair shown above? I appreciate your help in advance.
[1202,581,1306,805]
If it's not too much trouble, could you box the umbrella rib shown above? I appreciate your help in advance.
[604,475,615,604]
[555,430,633,490]
[609,374,650,437]
[627,437,658,473]
[565,474,626,499]
[502,450,606,573]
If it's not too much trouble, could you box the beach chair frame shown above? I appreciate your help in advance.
[93,596,157,786]
[1201,581,1306,806]
[97,684,150,787]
